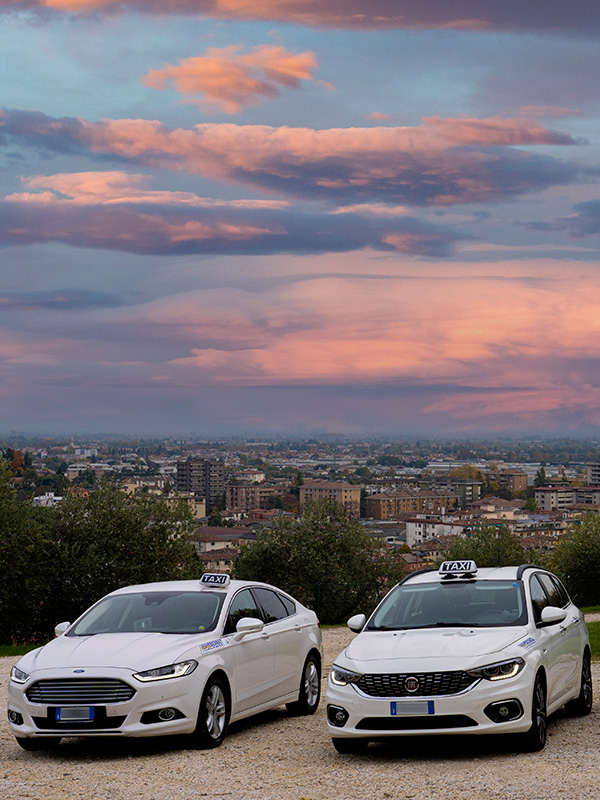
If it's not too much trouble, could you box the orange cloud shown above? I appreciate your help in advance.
[144,44,318,114]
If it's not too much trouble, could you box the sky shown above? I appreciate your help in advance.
[2,1,600,437]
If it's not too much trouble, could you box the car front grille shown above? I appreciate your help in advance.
[356,714,478,730]
[356,671,476,698]
[26,678,136,705]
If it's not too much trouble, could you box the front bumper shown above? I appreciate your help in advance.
[7,667,202,739]
[326,667,535,739]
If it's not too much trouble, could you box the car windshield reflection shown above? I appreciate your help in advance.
[367,580,527,630]
[69,591,225,636]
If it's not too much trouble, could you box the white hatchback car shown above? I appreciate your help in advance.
[326,561,592,753]
[8,574,322,750]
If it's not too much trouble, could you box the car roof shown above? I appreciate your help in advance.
[402,564,543,586]
[107,578,284,597]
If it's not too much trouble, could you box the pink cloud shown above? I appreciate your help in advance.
[144,44,317,114]
[108,261,600,392]
[3,1,599,35]
[3,111,578,206]
[0,170,462,256]
[8,171,288,209]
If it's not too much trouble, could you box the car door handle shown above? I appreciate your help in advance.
[260,632,270,640]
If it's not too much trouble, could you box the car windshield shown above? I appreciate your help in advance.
[69,591,225,636]
[367,579,527,630]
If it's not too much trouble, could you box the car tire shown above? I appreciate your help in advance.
[15,737,62,751]
[566,650,593,716]
[286,653,321,716]
[332,737,367,754]
[520,674,547,752]
[191,676,229,749]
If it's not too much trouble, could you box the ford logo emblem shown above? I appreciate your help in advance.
[73,669,85,673]
[404,676,419,693]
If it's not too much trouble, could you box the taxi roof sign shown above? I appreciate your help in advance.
[439,560,478,579]
[200,573,231,587]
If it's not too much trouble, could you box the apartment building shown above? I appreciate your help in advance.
[419,476,482,507]
[365,490,458,521]
[535,485,600,511]
[489,469,528,494]
[225,482,291,513]
[176,457,225,512]
[298,481,361,517]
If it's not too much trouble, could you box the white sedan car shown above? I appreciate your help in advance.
[326,561,592,753]
[8,574,322,750]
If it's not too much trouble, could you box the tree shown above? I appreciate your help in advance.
[233,500,406,623]
[534,467,547,487]
[550,514,600,606]
[0,462,49,643]
[443,525,526,568]
[0,477,200,644]
[207,507,224,527]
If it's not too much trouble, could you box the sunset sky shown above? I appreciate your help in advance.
[2,1,600,436]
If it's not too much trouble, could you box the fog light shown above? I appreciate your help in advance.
[327,705,349,727]
[484,699,523,723]
[8,710,24,725]
[158,708,177,721]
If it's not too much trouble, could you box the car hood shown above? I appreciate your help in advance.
[344,626,529,666]
[17,632,214,674]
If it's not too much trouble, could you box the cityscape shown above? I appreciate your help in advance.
[5,433,600,574]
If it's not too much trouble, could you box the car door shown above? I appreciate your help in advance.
[537,573,582,698]
[223,587,275,714]
[253,588,302,699]
[529,574,579,709]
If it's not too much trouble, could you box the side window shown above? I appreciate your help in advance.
[279,594,296,617]
[537,574,565,608]
[224,589,262,634]
[529,575,550,624]
[549,575,570,607]
[254,588,289,623]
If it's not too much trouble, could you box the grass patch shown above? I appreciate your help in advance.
[586,620,600,660]
[0,643,41,658]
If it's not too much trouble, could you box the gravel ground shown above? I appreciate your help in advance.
[2,627,599,800]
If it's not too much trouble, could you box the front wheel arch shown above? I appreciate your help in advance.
[520,670,547,753]
[190,671,231,749]
[286,649,322,716]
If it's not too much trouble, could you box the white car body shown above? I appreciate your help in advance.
[8,575,322,750]
[326,562,592,753]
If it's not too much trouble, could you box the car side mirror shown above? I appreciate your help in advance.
[347,614,366,633]
[538,606,567,627]
[232,617,265,641]
[54,621,71,637]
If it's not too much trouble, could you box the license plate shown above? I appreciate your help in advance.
[55,707,95,722]
[390,700,434,716]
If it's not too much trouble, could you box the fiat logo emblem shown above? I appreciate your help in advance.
[404,676,419,693]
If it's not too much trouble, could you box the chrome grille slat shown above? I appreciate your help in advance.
[26,679,135,705]
[357,671,475,697]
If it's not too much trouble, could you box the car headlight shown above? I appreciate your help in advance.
[10,666,30,684]
[330,664,362,686]
[133,660,198,682]
[467,658,525,681]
